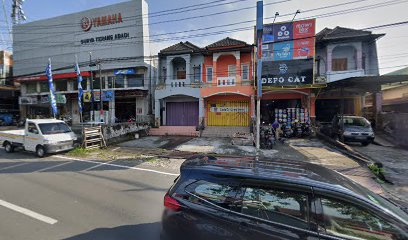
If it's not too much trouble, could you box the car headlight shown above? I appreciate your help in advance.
[44,140,56,145]
[343,131,352,136]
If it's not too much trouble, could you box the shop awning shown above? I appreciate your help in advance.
[15,71,93,82]
[325,75,408,93]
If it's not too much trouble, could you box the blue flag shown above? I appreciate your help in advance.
[45,59,58,117]
[75,62,83,114]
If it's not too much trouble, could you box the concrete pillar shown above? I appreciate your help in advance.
[250,95,255,118]
[212,60,217,86]
[199,97,205,126]
[186,58,191,82]
[356,43,363,70]
[236,54,241,84]
[110,93,116,124]
[155,99,160,127]
[374,92,382,130]
[327,46,333,72]
[166,57,172,81]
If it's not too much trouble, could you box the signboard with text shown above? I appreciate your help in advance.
[260,19,316,87]
[261,59,314,86]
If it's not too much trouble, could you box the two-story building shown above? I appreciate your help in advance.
[154,42,203,130]
[201,38,255,134]
[314,27,385,122]
[14,0,153,124]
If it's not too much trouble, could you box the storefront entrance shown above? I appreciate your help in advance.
[207,100,250,126]
[166,102,199,126]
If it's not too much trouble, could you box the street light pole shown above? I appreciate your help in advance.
[89,52,94,122]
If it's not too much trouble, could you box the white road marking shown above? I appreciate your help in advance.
[35,161,73,173]
[55,155,179,176]
[0,162,30,171]
[83,160,115,172]
[0,199,58,225]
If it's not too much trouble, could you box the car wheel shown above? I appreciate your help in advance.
[4,142,14,153]
[36,146,46,158]
[362,141,370,146]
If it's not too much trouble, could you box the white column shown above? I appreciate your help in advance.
[155,99,160,127]
[110,94,116,124]
[199,97,204,126]
[186,55,191,82]
[355,42,363,70]
[166,57,172,81]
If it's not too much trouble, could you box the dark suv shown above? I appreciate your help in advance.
[162,156,408,240]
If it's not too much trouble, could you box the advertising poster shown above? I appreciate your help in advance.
[293,19,316,40]
[261,59,314,86]
[262,44,274,61]
[273,22,293,41]
[273,41,293,61]
[262,24,274,43]
[293,38,315,59]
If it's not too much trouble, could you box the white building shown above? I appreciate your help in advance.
[14,0,154,124]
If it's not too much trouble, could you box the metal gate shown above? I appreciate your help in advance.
[166,102,199,126]
[207,101,250,126]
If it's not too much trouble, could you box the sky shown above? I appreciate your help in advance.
[0,0,407,74]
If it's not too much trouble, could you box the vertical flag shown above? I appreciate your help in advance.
[75,59,83,115]
[45,59,58,118]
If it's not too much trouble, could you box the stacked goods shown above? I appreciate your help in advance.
[274,108,310,124]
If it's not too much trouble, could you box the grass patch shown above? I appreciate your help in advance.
[67,147,95,157]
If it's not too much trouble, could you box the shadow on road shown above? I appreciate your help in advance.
[64,222,161,240]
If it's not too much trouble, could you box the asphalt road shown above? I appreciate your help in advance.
[0,149,177,240]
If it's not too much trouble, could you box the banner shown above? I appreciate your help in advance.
[293,19,316,40]
[273,41,293,61]
[261,59,314,86]
[83,91,114,102]
[45,59,58,117]
[114,69,135,75]
[75,62,84,113]
[273,22,293,41]
[293,38,315,59]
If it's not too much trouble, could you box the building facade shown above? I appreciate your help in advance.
[14,0,153,124]
[155,42,203,127]
[201,38,255,128]
[314,27,384,122]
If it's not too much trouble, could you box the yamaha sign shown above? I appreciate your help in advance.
[81,13,123,32]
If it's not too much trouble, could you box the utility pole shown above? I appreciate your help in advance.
[255,1,263,153]
[89,52,95,122]
[98,60,103,122]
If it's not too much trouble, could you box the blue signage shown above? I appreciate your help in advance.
[263,24,274,43]
[273,41,293,61]
[114,69,135,75]
[273,22,293,42]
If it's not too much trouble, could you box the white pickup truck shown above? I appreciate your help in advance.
[0,119,77,157]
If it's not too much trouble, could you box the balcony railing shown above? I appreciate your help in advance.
[326,69,366,83]
[217,77,236,87]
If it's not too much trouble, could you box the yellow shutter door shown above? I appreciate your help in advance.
[207,101,250,126]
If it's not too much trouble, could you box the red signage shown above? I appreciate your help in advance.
[293,19,315,40]
[81,13,123,32]
[293,39,315,59]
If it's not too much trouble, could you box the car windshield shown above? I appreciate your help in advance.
[38,123,72,135]
[342,117,370,127]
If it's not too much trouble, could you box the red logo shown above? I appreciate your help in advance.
[81,17,92,32]
[80,13,123,32]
